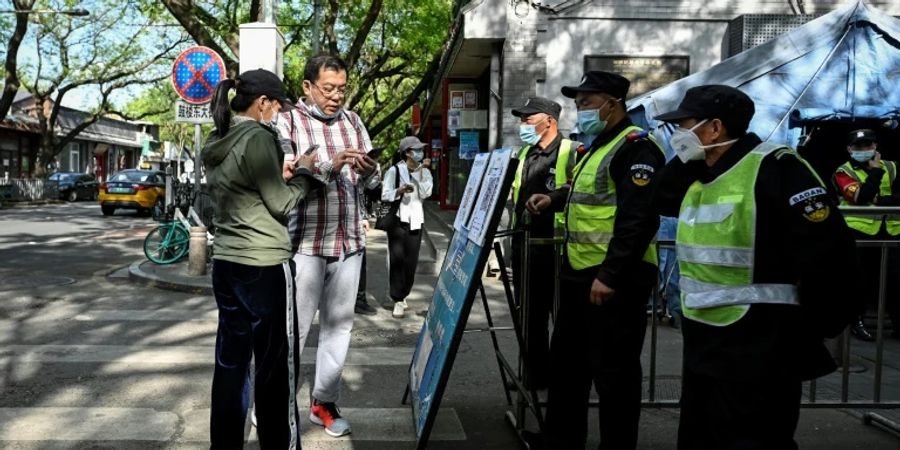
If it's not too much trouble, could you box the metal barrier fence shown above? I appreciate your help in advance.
[0,178,54,201]
[505,206,900,439]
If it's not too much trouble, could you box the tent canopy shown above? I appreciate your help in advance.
[629,0,900,154]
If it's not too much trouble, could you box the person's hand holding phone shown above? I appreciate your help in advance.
[351,150,377,176]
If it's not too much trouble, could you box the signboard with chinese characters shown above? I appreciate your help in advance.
[409,148,515,449]
[175,100,214,124]
[584,55,690,99]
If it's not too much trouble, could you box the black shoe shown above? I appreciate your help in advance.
[354,297,377,316]
[851,319,875,342]
[520,430,545,450]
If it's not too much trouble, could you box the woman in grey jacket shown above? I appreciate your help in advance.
[203,69,318,449]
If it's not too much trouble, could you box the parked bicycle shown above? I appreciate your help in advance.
[144,181,215,265]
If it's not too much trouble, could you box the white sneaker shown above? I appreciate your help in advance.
[399,299,409,310]
[392,302,405,318]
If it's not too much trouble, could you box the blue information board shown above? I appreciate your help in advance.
[408,148,516,448]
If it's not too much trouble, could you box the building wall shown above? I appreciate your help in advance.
[565,0,900,18]
[492,0,900,146]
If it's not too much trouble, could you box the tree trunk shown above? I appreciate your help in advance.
[0,0,36,123]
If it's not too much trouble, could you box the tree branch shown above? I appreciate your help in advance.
[345,0,383,69]
[322,0,340,56]
[161,0,238,74]
[367,47,443,138]
[0,0,35,122]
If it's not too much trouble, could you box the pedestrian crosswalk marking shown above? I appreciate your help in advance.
[0,407,465,442]
[0,407,179,441]
[181,407,466,442]
[0,345,414,366]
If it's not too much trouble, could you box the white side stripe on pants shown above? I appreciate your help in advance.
[282,261,298,450]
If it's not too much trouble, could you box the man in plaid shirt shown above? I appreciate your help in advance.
[277,55,379,438]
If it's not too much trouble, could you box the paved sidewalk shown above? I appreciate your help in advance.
[123,200,900,448]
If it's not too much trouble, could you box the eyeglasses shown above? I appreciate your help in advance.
[312,83,348,99]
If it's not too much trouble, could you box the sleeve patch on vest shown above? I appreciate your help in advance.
[630,164,654,187]
[789,187,830,222]
[788,187,827,206]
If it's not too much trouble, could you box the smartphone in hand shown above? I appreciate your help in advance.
[303,144,320,156]
[367,147,386,159]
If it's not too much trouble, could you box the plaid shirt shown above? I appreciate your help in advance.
[277,102,379,257]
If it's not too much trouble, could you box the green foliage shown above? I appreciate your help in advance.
[122,84,209,146]
[128,0,456,151]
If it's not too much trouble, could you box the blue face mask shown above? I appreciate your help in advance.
[577,99,615,136]
[851,150,876,162]
[519,124,540,145]
[411,150,424,162]
[576,110,605,136]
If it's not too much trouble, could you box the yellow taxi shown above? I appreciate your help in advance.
[99,169,166,216]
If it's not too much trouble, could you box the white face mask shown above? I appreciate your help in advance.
[670,119,738,163]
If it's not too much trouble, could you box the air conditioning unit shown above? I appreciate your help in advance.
[725,14,820,58]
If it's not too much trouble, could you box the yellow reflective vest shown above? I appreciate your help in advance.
[834,160,900,236]
[677,143,804,326]
[564,126,662,270]
[511,138,577,234]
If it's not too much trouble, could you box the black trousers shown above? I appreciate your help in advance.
[545,276,649,449]
[511,243,557,389]
[358,249,367,294]
[678,371,801,450]
[387,222,422,301]
[210,259,301,449]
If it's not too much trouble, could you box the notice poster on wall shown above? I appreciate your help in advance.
[458,131,479,160]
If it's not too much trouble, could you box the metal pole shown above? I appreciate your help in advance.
[648,242,659,403]
[193,124,202,190]
[874,242,888,403]
[261,0,278,24]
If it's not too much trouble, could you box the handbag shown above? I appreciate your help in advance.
[375,165,402,231]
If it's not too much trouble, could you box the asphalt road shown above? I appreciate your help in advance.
[0,201,897,449]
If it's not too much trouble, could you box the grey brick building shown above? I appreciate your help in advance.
[425,0,900,207]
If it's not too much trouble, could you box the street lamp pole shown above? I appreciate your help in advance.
[0,9,89,16]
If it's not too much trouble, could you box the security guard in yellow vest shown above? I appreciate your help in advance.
[525,71,664,449]
[509,97,579,390]
[653,85,858,450]
[832,128,900,340]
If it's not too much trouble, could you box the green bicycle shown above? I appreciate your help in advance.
[143,208,192,264]
[143,200,213,265]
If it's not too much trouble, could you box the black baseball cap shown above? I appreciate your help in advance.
[235,69,295,109]
[512,97,562,120]
[847,129,877,146]
[561,71,630,99]
[654,85,755,135]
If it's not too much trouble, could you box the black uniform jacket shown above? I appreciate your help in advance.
[548,118,664,290]
[515,134,564,239]
[652,132,859,382]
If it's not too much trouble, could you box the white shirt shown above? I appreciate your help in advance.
[381,162,433,231]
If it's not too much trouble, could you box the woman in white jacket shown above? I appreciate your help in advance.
[381,136,433,318]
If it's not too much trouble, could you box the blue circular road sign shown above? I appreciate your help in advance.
[172,46,226,105]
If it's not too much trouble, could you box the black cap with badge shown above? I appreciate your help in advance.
[654,85,755,136]
[847,129,877,146]
[512,97,562,120]
[236,69,295,110]
[561,71,630,99]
